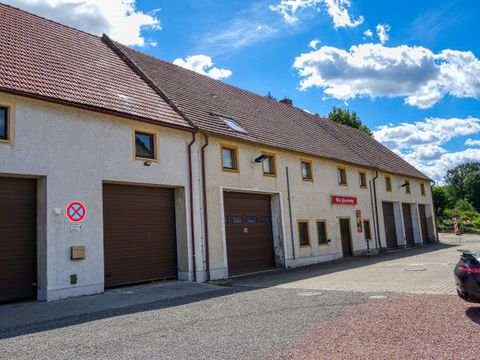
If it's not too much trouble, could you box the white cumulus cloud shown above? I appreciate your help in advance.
[270,0,363,28]
[373,117,480,181]
[309,38,321,49]
[465,138,480,147]
[173,55,232,80]
[323,0,364,28]
[363,29,373,39]
[376,24,390,44]
[3,0,160,46]
[293,43,480,108]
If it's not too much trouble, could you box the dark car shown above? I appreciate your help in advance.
[454,250,480,303]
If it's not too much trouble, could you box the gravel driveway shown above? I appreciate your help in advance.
[275,294,480,360]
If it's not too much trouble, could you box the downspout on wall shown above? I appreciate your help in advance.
[286,166,296,261]
[430,180,439,243]
[368,178,378,253]
[372,170,381,252]
[201,134,210,280]
[187,132,197,281]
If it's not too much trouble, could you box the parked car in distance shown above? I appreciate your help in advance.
[454,250,480,303]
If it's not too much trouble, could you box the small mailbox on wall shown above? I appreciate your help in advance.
[71,246,85,260]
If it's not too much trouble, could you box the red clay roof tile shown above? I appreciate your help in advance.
[0,4,191,130]
[113,41,430,180]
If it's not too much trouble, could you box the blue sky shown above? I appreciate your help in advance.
[6,0,480,182]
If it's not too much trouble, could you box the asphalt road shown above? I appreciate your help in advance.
[1,287,371,359]
[2,237,480,359]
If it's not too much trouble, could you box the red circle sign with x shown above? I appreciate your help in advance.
[66,201,87,223]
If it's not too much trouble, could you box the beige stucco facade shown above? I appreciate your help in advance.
[0,93,198,300]
[200,135,437,280]
[0,92,437,300]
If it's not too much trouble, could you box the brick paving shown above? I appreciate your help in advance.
[235,233,480,295]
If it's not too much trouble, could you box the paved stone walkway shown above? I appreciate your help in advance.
[235,233,480,295]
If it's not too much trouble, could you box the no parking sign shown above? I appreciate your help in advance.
[66,201,87,223]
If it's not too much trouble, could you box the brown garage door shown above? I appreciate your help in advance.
[0,177,37,304]
[419,204,430,244]
[103,184,177,287]
[402,203,415,247]
[224,192,275,276]
[382,202,397,249]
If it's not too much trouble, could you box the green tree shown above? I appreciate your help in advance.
[454,199,475,212]
[444,162,480,200]
[464,171,480,211]
[327,106,372,135]
[432,186,454,216]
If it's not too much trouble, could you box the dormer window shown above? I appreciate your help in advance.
[221,116,247,133]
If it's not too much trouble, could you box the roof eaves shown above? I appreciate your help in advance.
[199,129,381,172]
[314,119,431,181]
[101,34,198,131]
[0,87,194,133]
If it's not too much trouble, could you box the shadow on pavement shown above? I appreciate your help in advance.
[465,306,480,325]
[232,243,459,288]
[0,241,473,340]
[0,284,253,341]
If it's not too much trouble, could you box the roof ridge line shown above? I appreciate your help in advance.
[315,120,379,170]
[317,120,431,180]
[0,3,100,40]
[112,43,300,113]
[102,34,197,131]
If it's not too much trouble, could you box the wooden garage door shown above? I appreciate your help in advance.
[0,177,37,304]
[103,184,177,287]
[402,203,415,247]
[224,192,275,276]
[382,202,397,249]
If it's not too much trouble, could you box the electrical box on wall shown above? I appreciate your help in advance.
[71,246,85,260]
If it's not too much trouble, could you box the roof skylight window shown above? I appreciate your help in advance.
[221,116,247,133]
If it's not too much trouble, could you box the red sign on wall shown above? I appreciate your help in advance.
[331,195,357,205]
[66,201,87,223]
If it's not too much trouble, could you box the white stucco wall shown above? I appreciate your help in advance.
[202,137,380,278]
[0,93,196,300]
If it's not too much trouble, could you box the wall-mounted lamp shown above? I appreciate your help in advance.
[144,161,152,167]
[400,182,409,187]
[254,154,269,163]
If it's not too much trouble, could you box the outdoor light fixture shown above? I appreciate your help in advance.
[254,154,269,163]
[144,161,152,167]
[400,182,409,187]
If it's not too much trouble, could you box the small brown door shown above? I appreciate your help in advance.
[402,203,415,247]
[418,204,430,244]
[339,218,352,257]
[382,202,397,249]
[224,192,275,276]
[0,177,37,304]
[103,184,177,287]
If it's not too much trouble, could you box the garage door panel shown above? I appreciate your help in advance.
[103,184,177,287]
[224,192,275,276]
[419,204,430,244]
[0,177,37,304]
[402,204,415,247]
[382,202,397,249]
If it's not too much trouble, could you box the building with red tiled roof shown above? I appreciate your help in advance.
[0,4,437,303]
[0,4,196,302]
[106,36,437,280]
